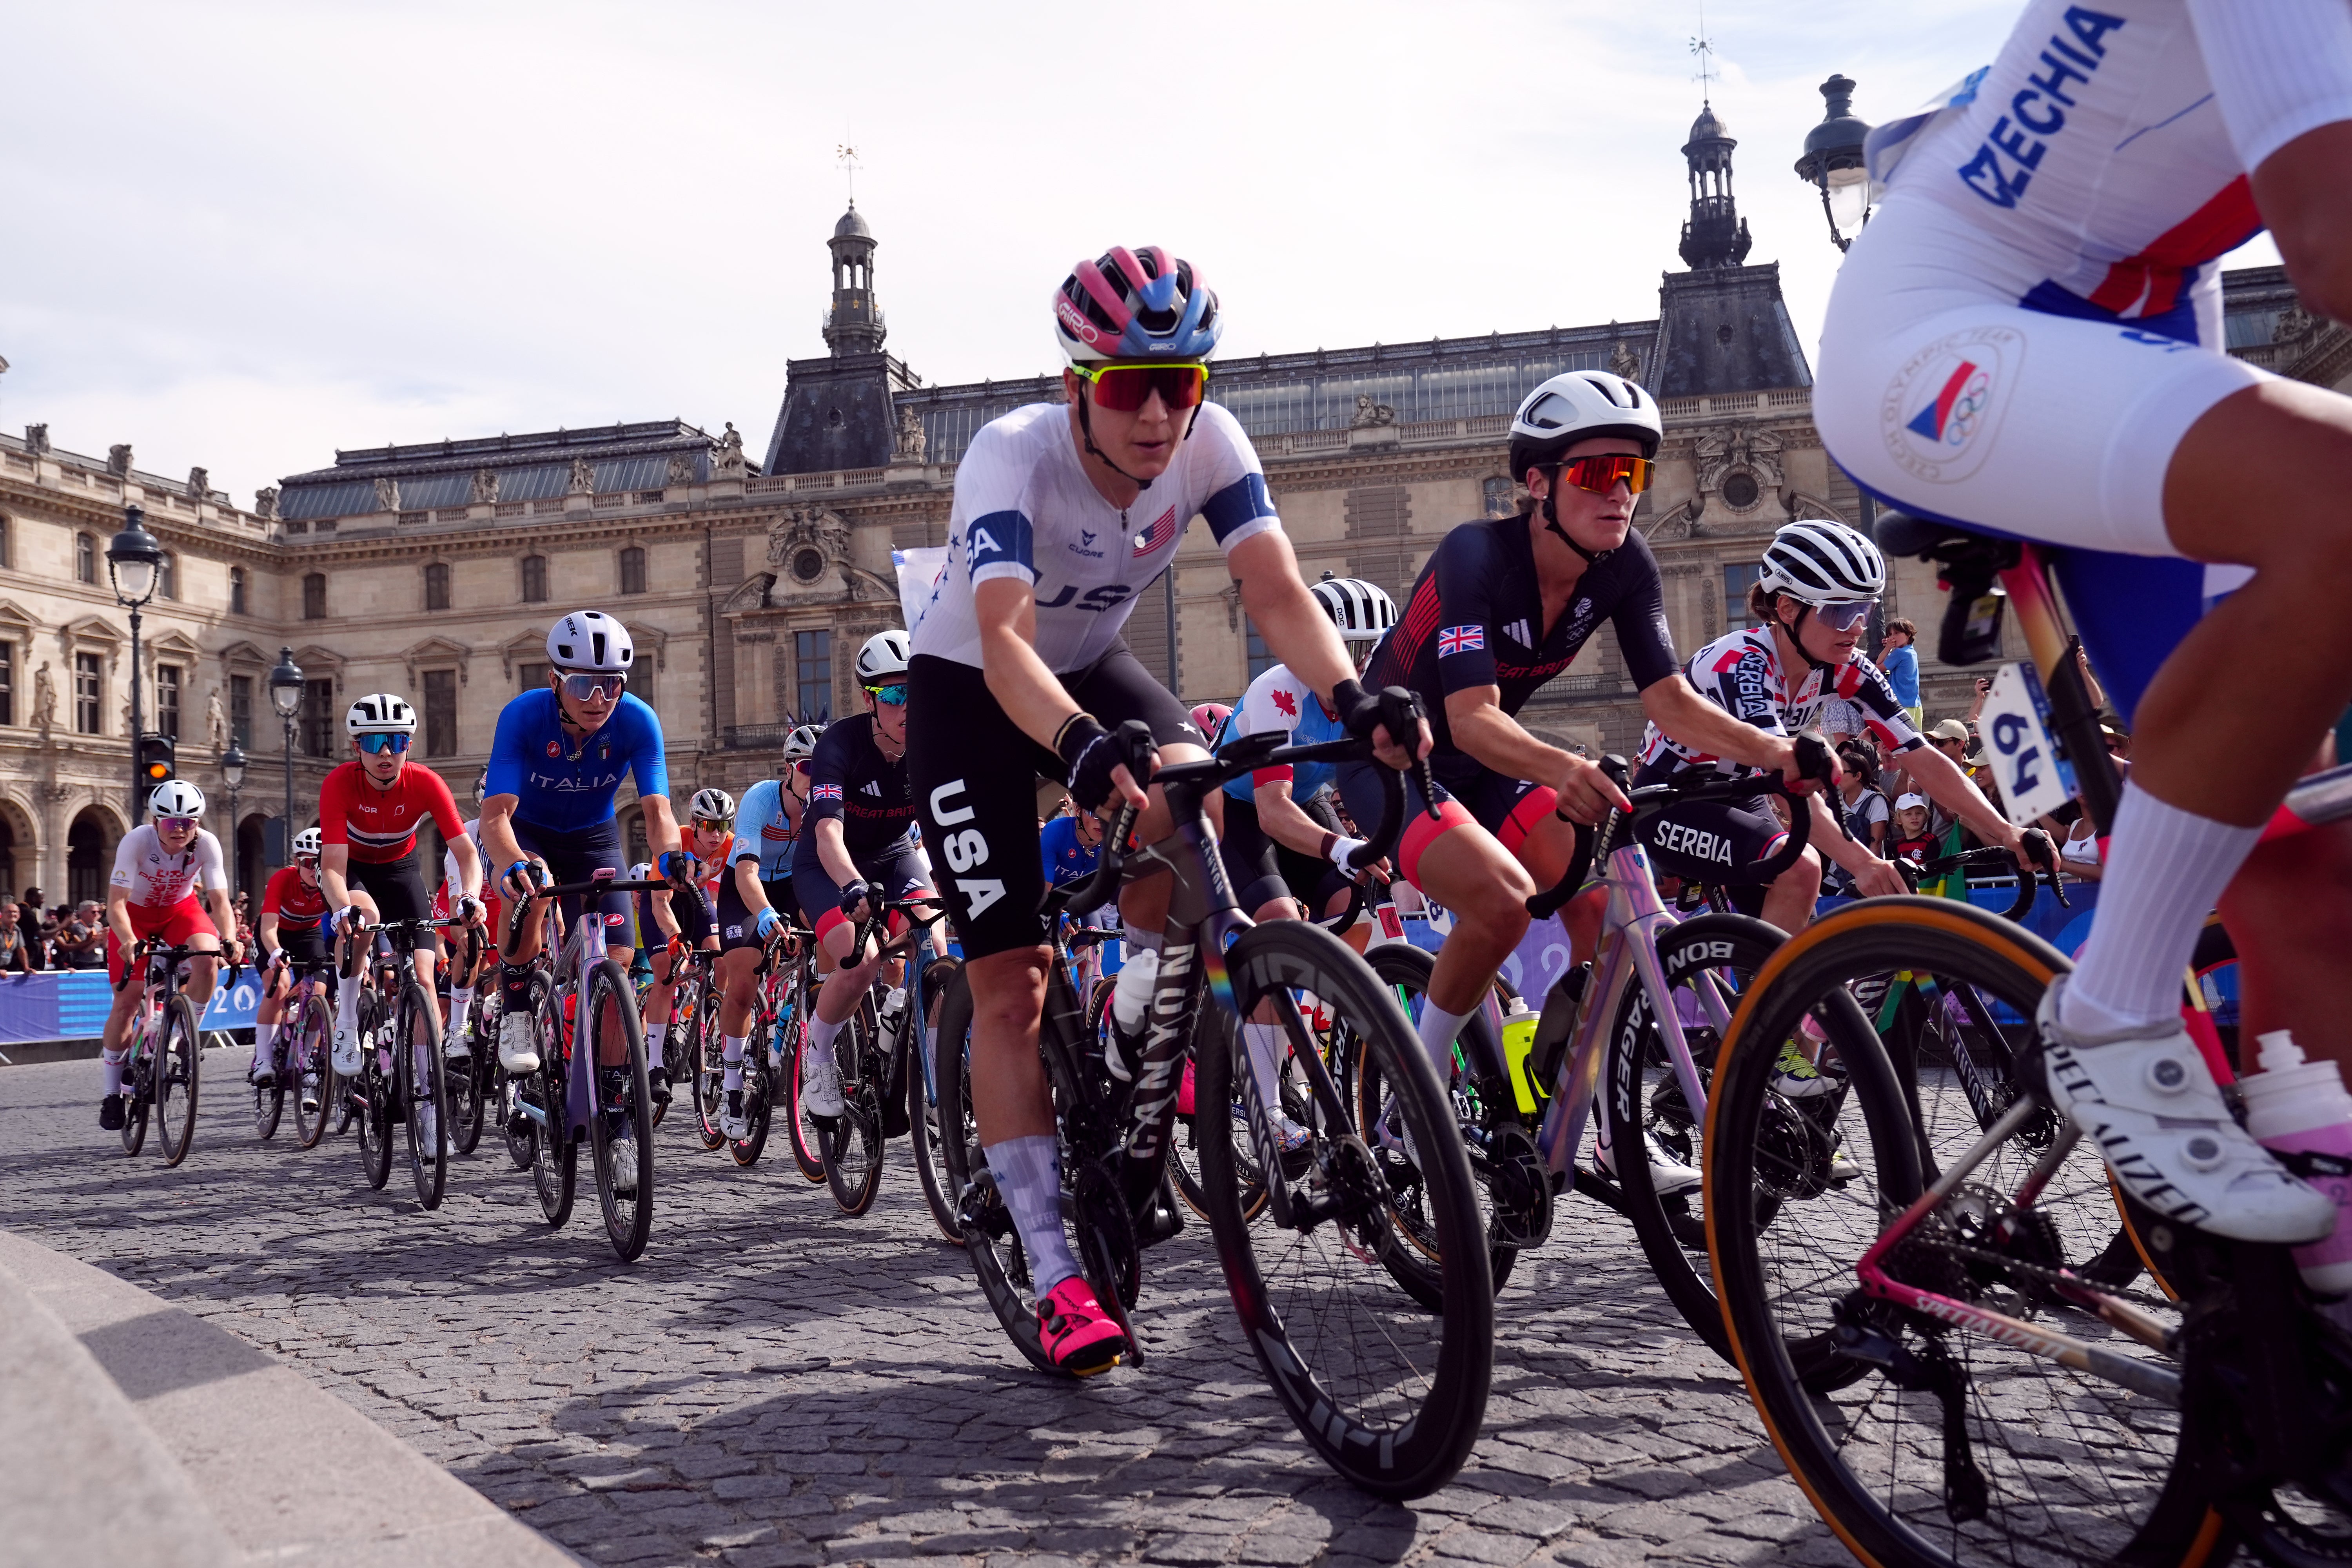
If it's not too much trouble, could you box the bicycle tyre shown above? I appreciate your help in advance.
[586,959,655,1262]
[400,981,448,1210]
[783,1000,827,1185]
[908,996,965,1246]
[292,991,333,1149]
[692,971,728,1152]
[1604,912,1783,1367]
[824,1004,886,1217]
[1155,972,1275,1228]
[121,1026,151,1156]
[354,991,394,1191]
[730,1018,775,1169]
[154,994,203,1168]
[1706,898,2210,1568]
[1200,919,1492,1499]
[933,967,1059,1377]
[450,1007,488,1158]
[528,992,575,1228]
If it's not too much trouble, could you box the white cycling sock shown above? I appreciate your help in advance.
[722,1034,745,1093]
[985,1134,1080,1298]
[1112,947,1159,1035]
[806,1010,844,1064]
[253,1020,278,1073]
[450,986,473,1028]
[2061,782,2261,1038]
[1415,1002,1471,1077]
[337,973,360,1039]
[645,1019,664,1073]
[102,1048,127,1098]
[1242,1022,1287,1114]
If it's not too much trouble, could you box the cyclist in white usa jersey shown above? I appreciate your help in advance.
[1814,0,2352,1243]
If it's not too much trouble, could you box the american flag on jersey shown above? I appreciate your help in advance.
[1133,505,1181,555]
[1437,625,1485,657]
[810,784,844,803]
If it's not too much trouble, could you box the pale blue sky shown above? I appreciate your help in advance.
[0,0,2281,503]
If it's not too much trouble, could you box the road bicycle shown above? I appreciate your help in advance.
[694,925,797,1170]
[1703,507,2352,1568]
[504,868,686,1263]
[812,895,957,1220]
[253,951,339,1149]
[114,940,238,1167]
[341,914,475,1208]
[932,700,1494,1499]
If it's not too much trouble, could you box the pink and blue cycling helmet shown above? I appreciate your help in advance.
[1053,247,1221,365]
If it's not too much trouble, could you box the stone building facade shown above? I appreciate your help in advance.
[2,105,2327,901]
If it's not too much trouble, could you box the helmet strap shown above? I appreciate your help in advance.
[1075,391,1154,492]
[1781,601,1840,677]
[1539,482,1614,569]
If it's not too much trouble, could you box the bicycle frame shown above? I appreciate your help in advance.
[510,870,670,1144]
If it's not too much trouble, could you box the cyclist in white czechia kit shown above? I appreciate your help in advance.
[1813,0,2352,1242]
[906,245,1423,1375]
[96,782,241,1131]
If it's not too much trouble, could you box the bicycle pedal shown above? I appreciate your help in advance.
[1136,1194,1185,1249]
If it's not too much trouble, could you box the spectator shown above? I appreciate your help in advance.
[0,898,26,975]
[1889,793,1938,864]
[1817,691,1866,751]
[15,887,44,971]
[59,903,106,969]
[1836,745,1891,858]
[1881,619,1922,730]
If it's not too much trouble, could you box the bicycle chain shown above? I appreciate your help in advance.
[1898,1233,2179,1317]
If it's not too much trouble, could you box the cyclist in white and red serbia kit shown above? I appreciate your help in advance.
[1814,0,2352,1242]
[96,782,241,1131]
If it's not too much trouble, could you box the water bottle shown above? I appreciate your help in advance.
[2239,1029,2352,1294]
[1499,997,1541,1113]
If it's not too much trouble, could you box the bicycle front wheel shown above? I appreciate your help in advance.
[292,991,333,1150]
[1706,898,2208,1568]
[528,993,575,1227]
[823,1005,884,1217]
[1201,919,1492,1501]
[355,993,394,1191]
[586,960,655,1261]
[692,973,728,1152]
[783,1004,827,1185]
[450,998,487,1156]
[400,982,448,1209]
[154,995,203,1168]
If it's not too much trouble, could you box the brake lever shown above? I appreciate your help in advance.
[1376,686,1441,822]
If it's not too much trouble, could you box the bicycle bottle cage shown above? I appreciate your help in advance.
[1873,510,2022,668]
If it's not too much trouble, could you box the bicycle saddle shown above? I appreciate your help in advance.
[1871,507,2021,568]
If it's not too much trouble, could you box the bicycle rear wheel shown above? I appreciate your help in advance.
[1706,898,2207,1568]
[730,1023,775,1169]
[586,959,654,1261]
[1200,920,1492,1500]
[692,973,728,1151]
[528,993,574,1227]
[823,1005,885,1217]
[450,1010,488,1157]
[154,995,203,1168]
[292,992,333,1149]
[121,1031,152,1156]
[400,982,448,1209]
[784,1002,827,1185]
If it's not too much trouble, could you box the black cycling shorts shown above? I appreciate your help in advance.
[714,871,800,953]
[274,927,329,969]
[1221,794,1351,915]
[794,839,933,945]
[346,849,433,925]
[909,643,1199,960]
[633,882,715,953]
[510,817,631,940]
[1633,791,1792,890]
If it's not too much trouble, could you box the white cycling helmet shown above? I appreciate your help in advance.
[293,827,323,858]
[1758,520,1887,606]
[149,780,206,820]
[689,787,737,822]
[855,629,911,685]
[344,692,417,737]
[1507,370,1662,478]
[546,610,635,673]
[1310,574,1398,643]
[783,723,824,762]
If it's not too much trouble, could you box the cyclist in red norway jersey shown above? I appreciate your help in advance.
[249,827,330,1098]
[96,781,241,1131]
[1813,0,2352,1242]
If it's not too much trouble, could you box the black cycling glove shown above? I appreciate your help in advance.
[837,878,871,920]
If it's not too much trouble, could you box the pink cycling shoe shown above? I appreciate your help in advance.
[1037,1276,1128,1376]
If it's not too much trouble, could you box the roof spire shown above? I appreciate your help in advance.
[1690,0,1716,105]
[836,136,860,206]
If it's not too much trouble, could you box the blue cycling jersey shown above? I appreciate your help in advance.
[733,778,801,881]
[484,689,670,833]
[1039,815,1100,888]
[1216,664,1346,804]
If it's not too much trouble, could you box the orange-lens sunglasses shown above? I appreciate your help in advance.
[1556,453,1655,495]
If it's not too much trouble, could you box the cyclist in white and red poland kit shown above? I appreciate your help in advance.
[907,246,1423,1375]
[1815,0,2352,1242]
[96,781,241,1130]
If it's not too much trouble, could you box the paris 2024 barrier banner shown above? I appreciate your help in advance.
[0,966,262,1048]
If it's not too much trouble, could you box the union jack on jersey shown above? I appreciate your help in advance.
[1437,625,1484,657]
[810,783,844,802]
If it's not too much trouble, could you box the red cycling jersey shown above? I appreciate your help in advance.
[260,864,329,929]
[317,761,465,864]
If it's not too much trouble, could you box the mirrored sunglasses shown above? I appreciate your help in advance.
[866,682,909,707]
[559,673,626,701]
[158,817,198,833]
[1811,600,1875,631]
[1071,361,1209,414]
[1556,453,1655,495]
[356,731,412,754]
[295,854,320,868]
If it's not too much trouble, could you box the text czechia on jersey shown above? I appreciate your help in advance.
[1879,324,2025,485]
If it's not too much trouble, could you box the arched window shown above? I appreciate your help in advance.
[75,532,96,584]
[302,572,326,619]
[425,562,451,612]
[229,566,247,615]
[618,546,646,595]
[1483,475,1516,517]
[520,555,548,603]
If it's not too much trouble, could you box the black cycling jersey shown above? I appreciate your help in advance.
[1366,511,1679,784]
[802,711,917,858]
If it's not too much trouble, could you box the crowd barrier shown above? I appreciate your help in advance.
[0,967,262,1048]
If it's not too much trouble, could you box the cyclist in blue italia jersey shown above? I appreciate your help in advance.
[1812,0,2352,1242]
[481,611,685,1099]
[906,245,1425,1375]
[709,728,818,1136]
[1038,805,1105,893]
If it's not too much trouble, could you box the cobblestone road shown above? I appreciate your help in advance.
[3,1052,1848,1568]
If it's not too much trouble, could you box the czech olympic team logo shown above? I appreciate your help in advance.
[1880,325,2024,484]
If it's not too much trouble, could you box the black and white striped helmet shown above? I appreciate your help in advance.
[1757,520,1886,606]
[1310,575,1398,643]
[343,693,417,737]
[546,610,635,673]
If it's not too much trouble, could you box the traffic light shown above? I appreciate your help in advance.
[138,732,176,787]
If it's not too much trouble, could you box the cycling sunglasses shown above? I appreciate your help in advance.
[1809,599,1876,631]
[1070,361,1210,414]
[559,672,626,701]
[157,817,198,833]
[355,731,412,755]
[693,817,734,832]
[295,854,320,868]
[1553,453,1655,495]
[866,682,909,707]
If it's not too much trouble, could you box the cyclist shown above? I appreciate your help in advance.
[907,245,1421,1374]
[638,787,736,1109]
[1811,0,2352,1241]
[793,632,942,1128]
[482,610,684,1203]
[1339,372,1820,1102]
[250,827,331,1111]
[710,726,818,1135]
[96,782,241,1131]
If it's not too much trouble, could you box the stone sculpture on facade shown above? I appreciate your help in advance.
[253,486,279,521]
[109,444,134,476]
[894,406,927,463]
[568,457,596,495]
[1693,421,1785,496]
[470,467,499,504]
[24,424,50,455]
[373,476,401,512]
[187,466,210,499]
[1609,341,1642,384]
[666,452,696,486]
[714,423,748,477]
[33,662,56,733]
[205,690,227,751]
[1349,395,1397,428]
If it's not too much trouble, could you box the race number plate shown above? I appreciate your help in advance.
[1978,662,2075,827]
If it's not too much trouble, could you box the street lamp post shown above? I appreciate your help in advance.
[1793,74,1873,252]
[269,648,305,869]
[105,506,165,824]
[221,742,248,905]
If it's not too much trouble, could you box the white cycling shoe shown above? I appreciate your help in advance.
[330,1028,363,1079]
[608,1134,639,1196]
[2038,976,2335,1245]
[799,1047,845,1119]
[497,1011,540,1075]
[720,1089,749,1142]
[1601,1126,1701,1196]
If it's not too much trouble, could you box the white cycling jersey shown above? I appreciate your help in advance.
[909,399,1281,674]
[1638,628,1925,779]
[110,825,228,911]
[441,816,482,897]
